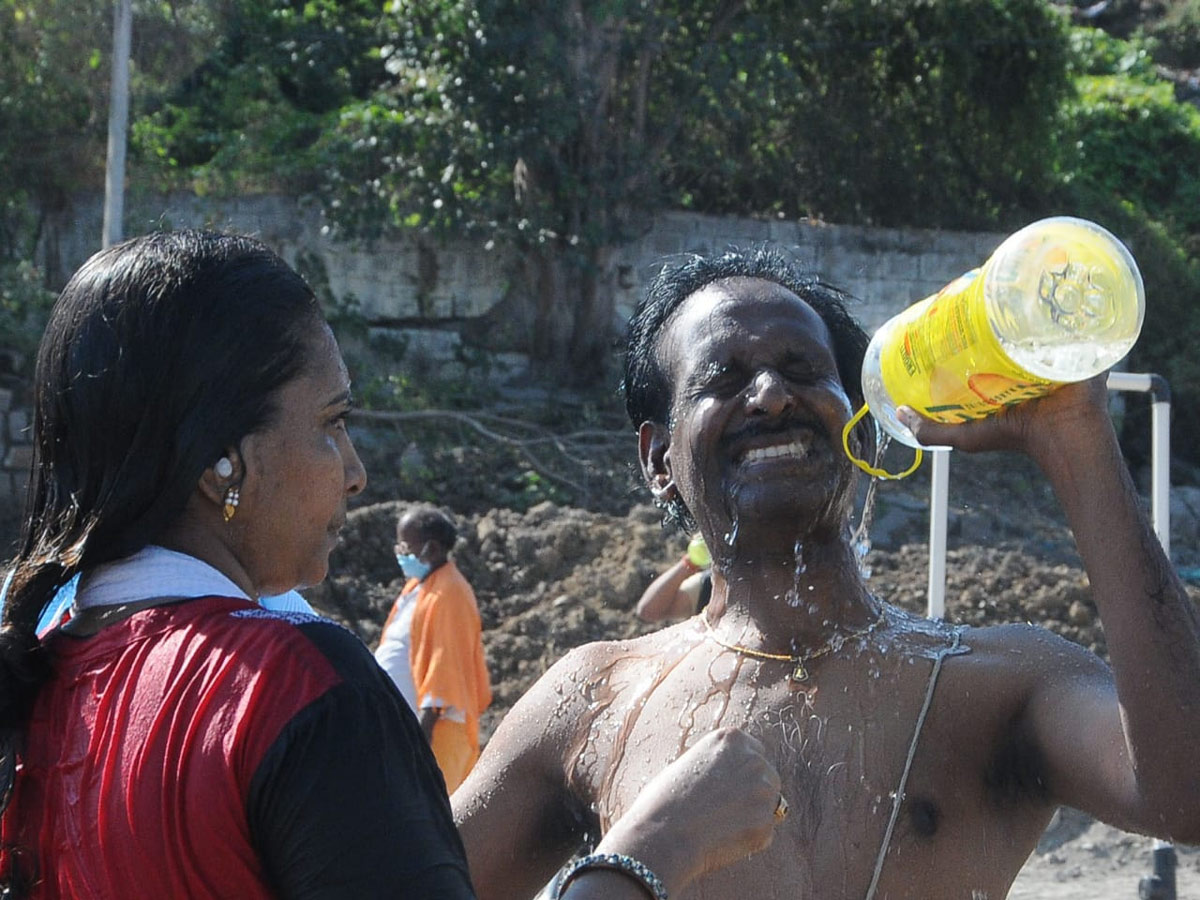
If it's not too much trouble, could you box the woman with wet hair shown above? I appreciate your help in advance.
[0,231,782,899]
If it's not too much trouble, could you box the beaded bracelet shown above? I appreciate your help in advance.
[552,852,668,900]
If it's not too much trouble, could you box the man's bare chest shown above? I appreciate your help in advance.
[560,627,1050,897]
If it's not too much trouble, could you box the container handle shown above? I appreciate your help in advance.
[842,405,924,480]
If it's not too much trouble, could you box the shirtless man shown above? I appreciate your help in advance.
[454,246,1200,899]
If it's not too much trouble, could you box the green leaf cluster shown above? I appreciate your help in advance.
[0,0,111,241]
[1140,0,1200,69]
[665,0,1072,230]
[0,259,56,377]
[1054,26,1200,468]
[301,0,1074,240]
[5,1,1200,467]
[130,0,389,194]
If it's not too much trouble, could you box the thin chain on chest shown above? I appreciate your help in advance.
[701,609,889,682]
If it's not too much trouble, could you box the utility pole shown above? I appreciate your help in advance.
[102,0,132,248]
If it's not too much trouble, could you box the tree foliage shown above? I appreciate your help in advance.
[5,1,1200,456]
[295,0,1075,375]
[131,0,387,193]
[0,0,112,255]
[664,0,1073,230]
[1055,26,1200,469]
[311,0,1073,240]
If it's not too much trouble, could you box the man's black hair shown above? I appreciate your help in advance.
[402,506,459,552]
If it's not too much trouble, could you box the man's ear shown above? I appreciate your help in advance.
[198,449,244,508]
[638,421,677,502]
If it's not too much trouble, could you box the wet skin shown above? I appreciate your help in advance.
[454,278,1200,899]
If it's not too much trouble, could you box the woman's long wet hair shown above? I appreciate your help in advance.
[0,230,323,817]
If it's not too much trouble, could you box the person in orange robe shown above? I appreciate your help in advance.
[376,505,492,793]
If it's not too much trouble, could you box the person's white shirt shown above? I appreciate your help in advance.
[373,583,420,711]
[0,546,319,635]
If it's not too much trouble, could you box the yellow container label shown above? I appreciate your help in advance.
[878,268,1056,423]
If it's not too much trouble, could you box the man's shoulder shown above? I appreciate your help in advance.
[541,625,697,685]
[958,620,1104,667]
[935,620,1111,721]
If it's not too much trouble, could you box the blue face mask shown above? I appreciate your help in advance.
[396,553,432,581]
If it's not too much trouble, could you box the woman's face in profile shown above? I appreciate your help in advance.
[232,321,367,595]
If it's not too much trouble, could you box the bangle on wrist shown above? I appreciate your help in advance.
[553,852,668,900]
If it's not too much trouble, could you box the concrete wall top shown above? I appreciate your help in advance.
[45,193,1005,338]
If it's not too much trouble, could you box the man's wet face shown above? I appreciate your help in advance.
[655,277,858,549]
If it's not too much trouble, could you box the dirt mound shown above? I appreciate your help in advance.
[307,499,678,736]
[303,450,1200,898]
[304,451,1198,743]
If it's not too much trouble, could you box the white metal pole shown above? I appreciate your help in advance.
[926,449,950,619]
[103,0,132,249]
[1152,398,1170,551]
[1151,394,1172,868]
[1105,371,1177,888]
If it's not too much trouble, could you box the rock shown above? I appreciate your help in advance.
[1067,600,1093,626]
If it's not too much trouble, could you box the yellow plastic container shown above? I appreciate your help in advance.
[686,534,711,569]
[858,216,1145,451]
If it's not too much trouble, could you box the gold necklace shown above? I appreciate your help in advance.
[702,608,888,683]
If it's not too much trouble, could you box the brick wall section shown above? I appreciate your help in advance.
[43,194,1006,360]
[0,387,31,508]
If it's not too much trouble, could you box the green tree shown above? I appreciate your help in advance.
[0,0,233,258]
[666,0,1073,230]
[0,0,111,258]
[1055,27,1200,468]
[319,1,766,378]
[132,0,388,194]
[315,0,1072,381]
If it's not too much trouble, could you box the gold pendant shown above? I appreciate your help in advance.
[789,660,810,683]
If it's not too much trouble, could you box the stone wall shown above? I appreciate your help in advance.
[10,197,1200,566]
[0,385,31,510]
[41,194,1005,378]
[8,196,1009,531]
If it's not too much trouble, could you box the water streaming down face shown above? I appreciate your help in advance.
[722,516,740,552]
[849,428,891,581]
[784,536,808,608]
[711,479,745,583]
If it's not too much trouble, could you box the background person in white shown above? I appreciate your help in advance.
[374,571,420,710]
[375,505,491,793]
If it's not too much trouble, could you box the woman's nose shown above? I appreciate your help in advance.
[344,434,368,496]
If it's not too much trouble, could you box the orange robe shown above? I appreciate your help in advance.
[406,560,492,792]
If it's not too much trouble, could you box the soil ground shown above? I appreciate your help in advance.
[304,447,1200,900]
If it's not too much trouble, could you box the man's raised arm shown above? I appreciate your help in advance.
[902,376,1200,841]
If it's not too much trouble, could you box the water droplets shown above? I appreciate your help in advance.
[784,538,808,607]
[849,427,891,579]
[723,516,740,549]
